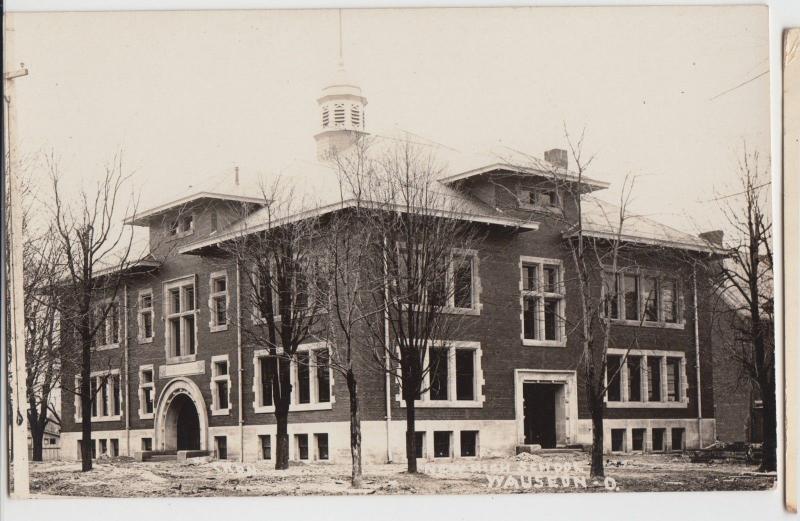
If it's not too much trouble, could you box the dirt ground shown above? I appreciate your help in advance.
[27,452,776,497]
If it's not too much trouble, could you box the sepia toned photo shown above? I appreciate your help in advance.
[3,5,777,500]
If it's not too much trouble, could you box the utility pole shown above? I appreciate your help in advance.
[4,13,31,497]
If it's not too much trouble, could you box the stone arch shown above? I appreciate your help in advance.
[154,377,209,452]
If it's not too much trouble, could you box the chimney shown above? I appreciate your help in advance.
[699,230,724,246]
[544,148,568,170]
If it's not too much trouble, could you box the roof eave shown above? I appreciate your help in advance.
[124,192,267,226]
[564,229,725,254]
[438,163,610,190]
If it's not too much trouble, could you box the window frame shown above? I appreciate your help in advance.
[75,369,123,422]
[208,271,229,333]
[210,355,232,416]
[604,348,688,408]
[395,341,485,409]
[602,269,684,329]
[94,298,121,351]
[519,256,566,347]
[137,364,155,420]
[137,289,154,344]
[163,275,199,363]
[252,342,335,414]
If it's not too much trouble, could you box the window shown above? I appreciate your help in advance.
[632,429,645,451]
[604,271,681,325]
[406,342,483,407]
[110,439,119,457]
[253,344,333,413]
[414,432,425,459]
[81,371,122,421]
[211,356,231,414]
[396,246,478,312]
[429,347,449,401]
[315,433,329,460]
[252,264,279,322]
[142,438,152,451]
[138,366,155,419]
[606,350,686,407]
[99,439,108,456]
[169,215,194,236]
[518,188,559,209]
[611,429,626,452]
[209,272,228,331]
[138,290,154,343]
[671,428,685,451]
[520,257,565,345]
[165,277,197,360]
[296,434,309,460]
[460,431,478,457]
[94,300,120,348]
[215,436,227,460]
[259,435,271,460]
[666,357,682,402]
[652,429,665,452]
[606,355,622,402]
[434,431,452,458]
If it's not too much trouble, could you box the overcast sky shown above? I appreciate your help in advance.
[8,6,769,237]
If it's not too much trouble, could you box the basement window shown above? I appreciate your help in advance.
[315,433,329,461]
[671,428,685,451]
[414,432,425,459]
[632,429,645,451]
[611,429,626,452]
[215,436,227,460]
[259,435,271,460]
[296,434,309,460]
[99,439,108,456]
[460,431,478,457]
[110,439,119,457]
[141,438,152,451]
[652,429,665,452]
[434,431,452,458]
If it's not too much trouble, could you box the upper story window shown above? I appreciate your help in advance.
[520,256,566,346]
[93,300,120,349]
[168,214,194,238]
[603,271,681,326]
[137,289,154,344]
[397,341,484,408]
[211,355,232,415]
[164,276,197,361]
[209,271,229,332]
[518,187,560,210]
[606,349,687,408]
[396,246,480,314]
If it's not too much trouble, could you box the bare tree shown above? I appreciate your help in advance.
[226,179,325,470]
[348,139,483,474]
[47,153,137,472]
[500,129,666,478]
[23,223,63,461]
[706,148,775,472]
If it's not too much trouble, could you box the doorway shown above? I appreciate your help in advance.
[523,383,559,448]
[169,393,200,451]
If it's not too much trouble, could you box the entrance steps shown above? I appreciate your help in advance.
[135,449,212,462]
[515,445,586,455]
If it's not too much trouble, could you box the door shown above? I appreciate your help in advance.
[523,383,558,448]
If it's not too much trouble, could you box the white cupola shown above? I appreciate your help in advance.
[314,11,368,161]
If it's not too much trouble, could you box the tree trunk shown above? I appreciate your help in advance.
[274,403,290,470]
[759,375,777,472]
[405,398,417,474]
[590,397,605,478]
[28,397,43,462]
[80,341,92,472]
[346,370,363,488]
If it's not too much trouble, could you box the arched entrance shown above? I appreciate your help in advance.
[154,377,209,452]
